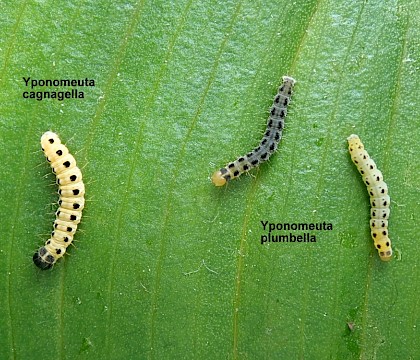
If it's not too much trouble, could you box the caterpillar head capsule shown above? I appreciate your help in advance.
[33,246,55,270]
[211,170,227,187]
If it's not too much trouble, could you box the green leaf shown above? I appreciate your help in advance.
[0,0,419,359]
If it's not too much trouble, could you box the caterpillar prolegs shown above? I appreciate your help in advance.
[33,132,85,270]
[211,76,296,186]
[347,134,392,261]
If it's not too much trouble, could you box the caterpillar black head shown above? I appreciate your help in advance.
[33,247,55,270]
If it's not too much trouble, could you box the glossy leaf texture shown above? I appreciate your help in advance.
[0,1,419,359]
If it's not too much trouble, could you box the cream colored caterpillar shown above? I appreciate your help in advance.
[33,131,85,269]
[211,76,296,186]
[347,134,392,261]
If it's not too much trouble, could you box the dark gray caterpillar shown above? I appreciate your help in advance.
[211,76,295,186]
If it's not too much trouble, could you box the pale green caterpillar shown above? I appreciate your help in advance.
[347,134,392,261]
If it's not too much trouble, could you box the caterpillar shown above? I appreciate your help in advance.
[211,75,296,186]
[347,134,392,261]
[33,131,85,270]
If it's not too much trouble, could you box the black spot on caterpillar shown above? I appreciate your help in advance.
[33,131,85,270]
[211,76,296,186]
[347,134,392,261]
